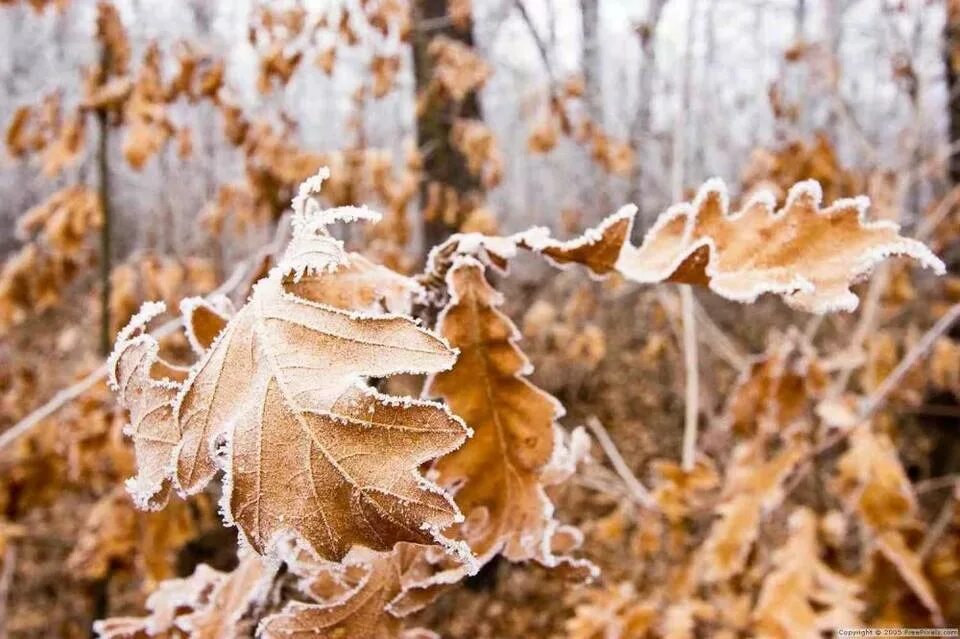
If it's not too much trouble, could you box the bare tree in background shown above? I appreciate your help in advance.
[413,0,484,254]
[945,0,960,184]
[628,0,667,217]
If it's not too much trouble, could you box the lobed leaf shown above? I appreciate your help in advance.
[109,170,472,563]
[426,256,594,575]
[522,179,944,313]
[107,301,185,510]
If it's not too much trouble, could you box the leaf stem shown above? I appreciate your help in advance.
[680,285,699,471]
[585,416,655,509]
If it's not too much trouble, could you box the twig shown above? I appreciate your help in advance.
[786,303,960,497]
[915,474,960,495]
[0,544,16,639]
[859,302,960,417]
[691,297,747,371]
[673,0,699,472]
[830,263,889,397]
[585,417,655,509]
[919,496,956,561]
[917,184,960,241]
[680,286,699,471]
[0,228,280,455]
[513,0,556,87]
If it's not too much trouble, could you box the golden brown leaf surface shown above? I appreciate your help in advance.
[427,257,591,571]
[753,508,863,638]
[109,175,470,562]
[107,302,184,509]
[522,180,943,313]
[260,544,442,639]
[833,425,943,623]
[700,442,805,582]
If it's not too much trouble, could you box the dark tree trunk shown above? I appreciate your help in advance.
[412,0,483,257]
[946,2,960,184]
[97,61,112,356]
[580,0,601,122]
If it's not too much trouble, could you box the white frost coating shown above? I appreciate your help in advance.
[107,300,186,511]
[289,166,382,262]
[785,178,824,208]
[279,233,348,282]
[521,204,637,254]
[519,204,638,282]
[179,295,233,355]
[541,425,591,486]
[290,166,330,220]
[616,178,946,314]
[455,232,518,263]
[106,300,168,391]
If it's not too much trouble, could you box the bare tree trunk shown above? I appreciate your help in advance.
[946,1,960,184]
[412,0,483,256]
[580,0,601,122]
[579,0,608,215]
[628,0,667,214]
[97,61,112,356]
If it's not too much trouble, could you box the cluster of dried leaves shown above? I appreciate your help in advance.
[76,164,951,637]
[1,2,959,637]
[0,186,103,334]
[527,76,634,178]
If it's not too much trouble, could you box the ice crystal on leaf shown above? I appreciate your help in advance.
[108,169,471,563]
[426,256,595,577]
[522,179,944,313]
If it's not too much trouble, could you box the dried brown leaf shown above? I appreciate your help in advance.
[108,302,184,509]
[753,508,863,638]
[700,442,805,582]
[111,171,470,563]
[427,257,593,573]
[259,544,442,639]
[523,180,943,313]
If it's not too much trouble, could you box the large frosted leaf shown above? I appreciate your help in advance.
[522,179,944,313]
[109,171,471,562]
[426,256,593,575]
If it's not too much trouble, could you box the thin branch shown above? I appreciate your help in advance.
[859,302,960,417]
[915,474,960,495]
[585,416,656,509]
[513,0,556,86]
[786,303,960,496]
[0,544,16,639]
[674,0,698,472]
[680,286,699,471]
[919,496,956,561]
[917,183,960,241]
[830,263,888,396]
[692,297,748,371]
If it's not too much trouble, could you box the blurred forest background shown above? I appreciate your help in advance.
[2,0,960,637]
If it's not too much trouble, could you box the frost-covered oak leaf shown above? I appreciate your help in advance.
[109,169,471,563]
[94,553,275,639]
[260,544,445,639]
[175,240,467,560]
[107,301,187,510]
[522,180,944,313]
[426,257,594,574]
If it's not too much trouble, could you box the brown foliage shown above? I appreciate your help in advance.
[523,179,943,313]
